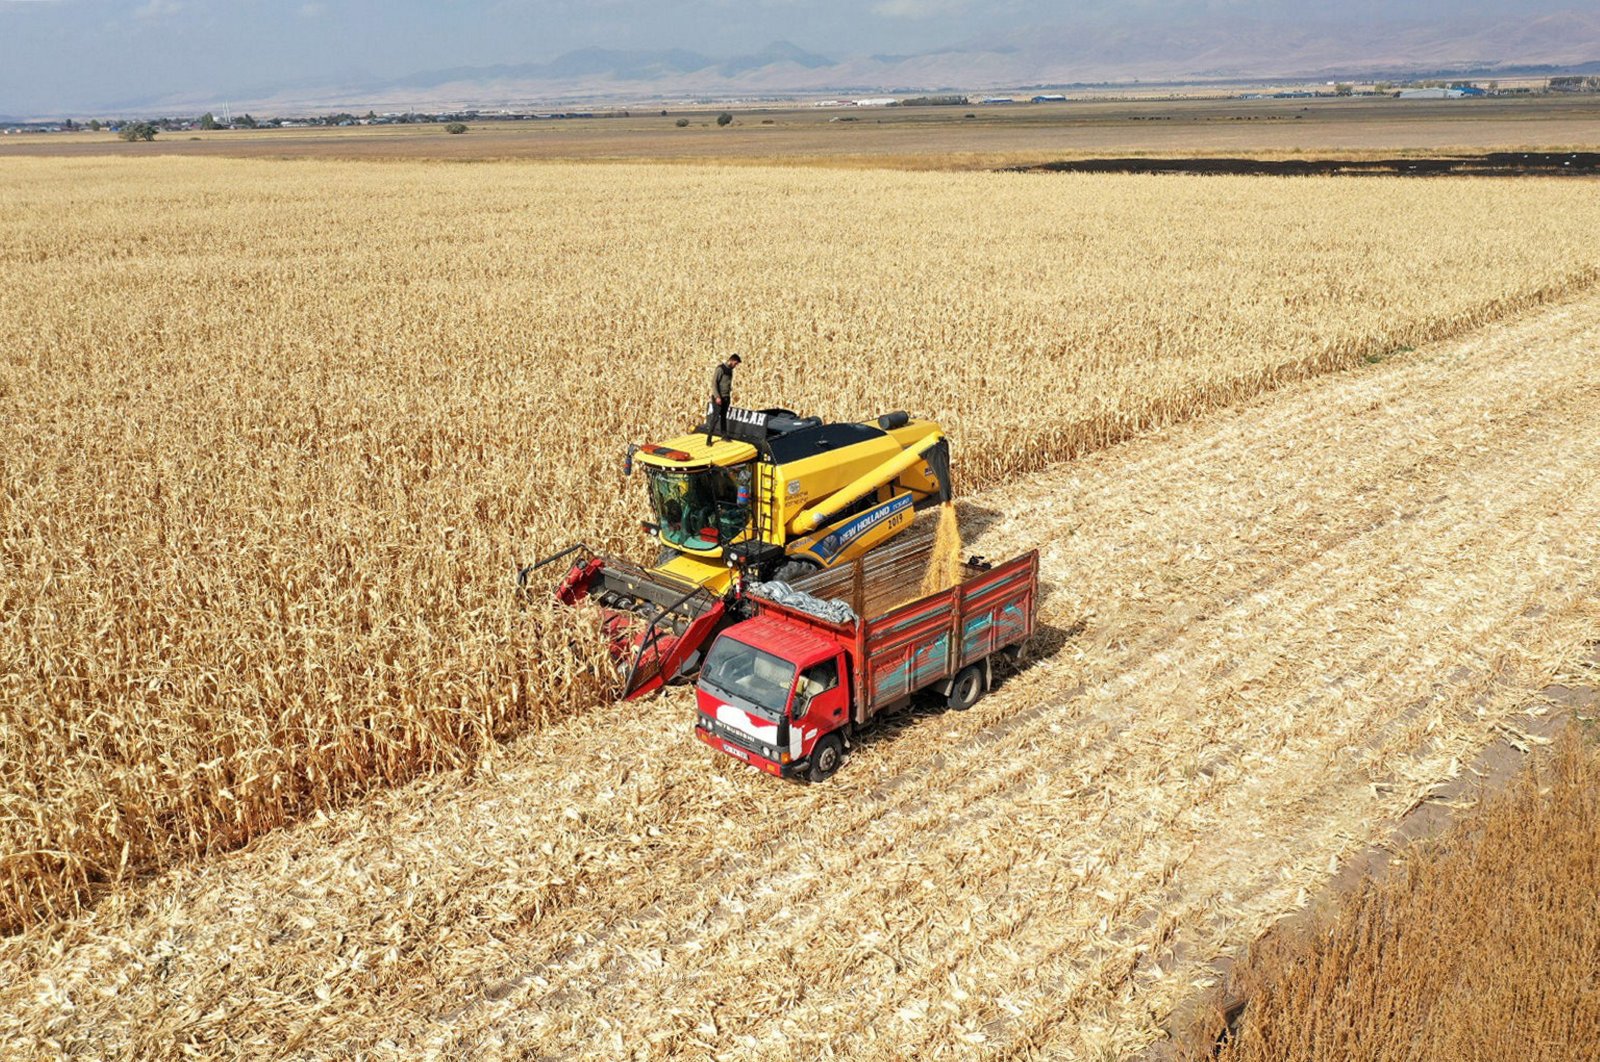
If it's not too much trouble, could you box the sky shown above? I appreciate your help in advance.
[0,0,1584,117]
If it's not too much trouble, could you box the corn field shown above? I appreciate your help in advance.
[5,156,1600,936]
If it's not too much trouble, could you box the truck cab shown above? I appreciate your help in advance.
[692,616,851,781]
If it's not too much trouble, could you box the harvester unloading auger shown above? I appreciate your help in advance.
[521,406,952,699]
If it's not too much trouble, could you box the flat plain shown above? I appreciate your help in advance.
[5,94,1600,168]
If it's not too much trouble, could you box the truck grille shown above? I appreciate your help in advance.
[699,716,777,761]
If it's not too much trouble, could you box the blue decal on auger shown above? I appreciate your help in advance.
[811,493,915,563]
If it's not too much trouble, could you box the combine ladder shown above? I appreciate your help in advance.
[756,460,781,543]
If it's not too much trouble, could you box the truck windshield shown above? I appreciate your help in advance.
[646,464,753,552]
[700,637,795,718]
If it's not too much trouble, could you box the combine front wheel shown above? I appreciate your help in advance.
[772,558,820,585]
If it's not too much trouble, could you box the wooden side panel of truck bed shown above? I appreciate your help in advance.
[855,550,1038,721]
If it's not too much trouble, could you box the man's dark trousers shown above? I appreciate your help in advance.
[706,399,728,445]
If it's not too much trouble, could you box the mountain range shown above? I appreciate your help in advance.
[121,12,1600,114]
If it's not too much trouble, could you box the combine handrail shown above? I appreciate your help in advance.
[516,542,591,588]
[622,581,712,697]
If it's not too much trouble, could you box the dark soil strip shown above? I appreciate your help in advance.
[1010,152,1600,178]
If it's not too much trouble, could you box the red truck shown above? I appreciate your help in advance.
[693,547,1039,781]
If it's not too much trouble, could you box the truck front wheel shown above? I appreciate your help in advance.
[946,665,986,711]
[806,734,845,782]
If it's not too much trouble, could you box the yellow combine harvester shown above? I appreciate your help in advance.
[528,406,951,698]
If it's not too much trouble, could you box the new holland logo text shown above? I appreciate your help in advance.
[814,494,914,561]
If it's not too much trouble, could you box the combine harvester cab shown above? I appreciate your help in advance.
[522,405,953,699]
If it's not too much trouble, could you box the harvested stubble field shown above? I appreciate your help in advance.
[4,156,1600,1055]
[4,275,1600,1057]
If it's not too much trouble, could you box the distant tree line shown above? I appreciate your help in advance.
[1550,76,1600,93]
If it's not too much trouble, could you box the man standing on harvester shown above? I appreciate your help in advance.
[706,353,741,445]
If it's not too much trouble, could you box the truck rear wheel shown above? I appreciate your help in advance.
[806,734,844,782]
[946,665,986,711]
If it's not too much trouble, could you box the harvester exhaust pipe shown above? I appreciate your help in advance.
[791,432,947,534]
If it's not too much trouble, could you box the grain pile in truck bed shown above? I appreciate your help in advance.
[793,518,941,618]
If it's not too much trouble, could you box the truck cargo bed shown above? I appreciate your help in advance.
[752,530,1038,726]
[851,551,1036,721]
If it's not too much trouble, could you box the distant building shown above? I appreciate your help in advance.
[853,98,898,107]
[1397,88,1464,99]
[1031,94,1067,103]
[981,97,1016,104]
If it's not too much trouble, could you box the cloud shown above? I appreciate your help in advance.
[133,0,182,17]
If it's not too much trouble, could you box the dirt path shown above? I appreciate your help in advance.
[5,293,1600,1059]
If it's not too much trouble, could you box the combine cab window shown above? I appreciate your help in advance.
[700,637,796,718]
[647,464,753,551]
